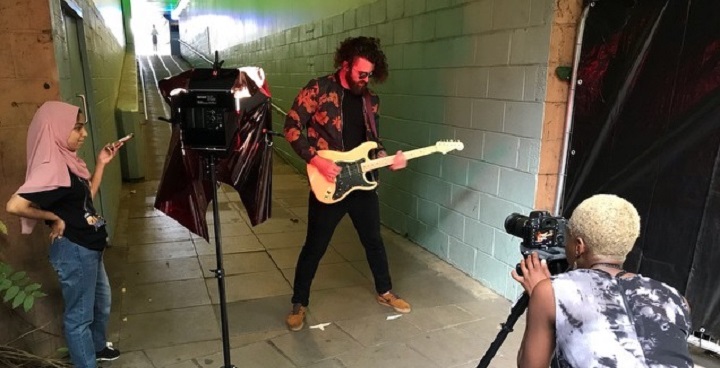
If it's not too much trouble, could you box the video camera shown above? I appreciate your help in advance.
[504,211,569,275]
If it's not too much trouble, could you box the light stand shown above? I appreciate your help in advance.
[205,153,236,368]
[174,51,238,368]
[163,50,273,368]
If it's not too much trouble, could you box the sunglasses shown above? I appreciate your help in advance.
[353,68,373,79]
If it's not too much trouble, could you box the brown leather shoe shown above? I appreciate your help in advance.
[377,291,411,313]
[286,303,306,331]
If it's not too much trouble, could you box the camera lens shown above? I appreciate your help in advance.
[504,213,528,238]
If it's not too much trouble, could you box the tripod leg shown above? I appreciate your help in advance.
[476,293,530,368]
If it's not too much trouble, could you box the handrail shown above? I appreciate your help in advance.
[137,58,148,121]
[177,39,213,66]
[271,103,288,117]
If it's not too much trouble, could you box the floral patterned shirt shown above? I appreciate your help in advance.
[552,269,692,368]
[283,72,384,163]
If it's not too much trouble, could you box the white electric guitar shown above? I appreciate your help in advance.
[307,140,464,204]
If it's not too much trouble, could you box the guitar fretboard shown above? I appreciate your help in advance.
[361,146,440,172]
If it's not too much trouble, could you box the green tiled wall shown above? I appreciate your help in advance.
[178,0,556,300]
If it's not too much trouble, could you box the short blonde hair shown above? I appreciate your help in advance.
[568,194,640,261]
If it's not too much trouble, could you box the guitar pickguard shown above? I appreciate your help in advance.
[332,159,376,200]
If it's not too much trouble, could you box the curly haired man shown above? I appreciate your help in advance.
[283,36,411,331]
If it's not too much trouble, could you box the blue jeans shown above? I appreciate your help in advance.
[49,237,111,368]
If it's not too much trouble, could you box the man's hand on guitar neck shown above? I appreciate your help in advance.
[378,150,407,171]
[310,155,341,183]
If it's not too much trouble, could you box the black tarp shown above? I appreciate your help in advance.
[154,68,273,240]
[564,0,720,337]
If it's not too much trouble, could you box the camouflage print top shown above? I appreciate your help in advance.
[283,72,384,163]
[552,269,692,368]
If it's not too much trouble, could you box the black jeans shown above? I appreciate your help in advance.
[291,190,392,306]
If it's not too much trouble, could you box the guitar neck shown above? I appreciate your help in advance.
[361,146,440,172]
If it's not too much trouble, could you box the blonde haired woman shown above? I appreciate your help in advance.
[512,194,692,368]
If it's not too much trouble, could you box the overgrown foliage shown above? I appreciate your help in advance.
[0,345,71,368]
[0,220,47,312]
[0,262,47,312]
[1,220,70,367]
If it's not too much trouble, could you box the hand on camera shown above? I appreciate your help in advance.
[511,252,551,296]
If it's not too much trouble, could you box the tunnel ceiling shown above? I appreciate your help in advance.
[144,0,179,12]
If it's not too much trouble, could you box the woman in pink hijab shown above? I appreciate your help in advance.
[6,101,123,367]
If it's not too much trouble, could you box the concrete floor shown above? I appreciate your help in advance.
[99,54,720,368]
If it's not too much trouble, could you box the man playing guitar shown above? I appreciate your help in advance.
[283,36,411,331]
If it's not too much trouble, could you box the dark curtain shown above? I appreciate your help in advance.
[565,0,720,336]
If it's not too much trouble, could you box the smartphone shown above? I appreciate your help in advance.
[116,133,134,145]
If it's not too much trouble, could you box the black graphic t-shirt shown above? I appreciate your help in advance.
[20,168,108,250]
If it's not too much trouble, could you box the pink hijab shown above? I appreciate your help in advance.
[16,101,91,234]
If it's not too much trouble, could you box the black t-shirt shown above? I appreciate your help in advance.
[19,169,108,250]
[342,90,381,181]
[341,89,366,151]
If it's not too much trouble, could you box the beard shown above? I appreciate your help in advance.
[344,72,367,95]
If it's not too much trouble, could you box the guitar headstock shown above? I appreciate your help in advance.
[434,140,464,154]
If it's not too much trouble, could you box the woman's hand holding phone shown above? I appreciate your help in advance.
[98,133,134,164]
[114,132,134,147]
